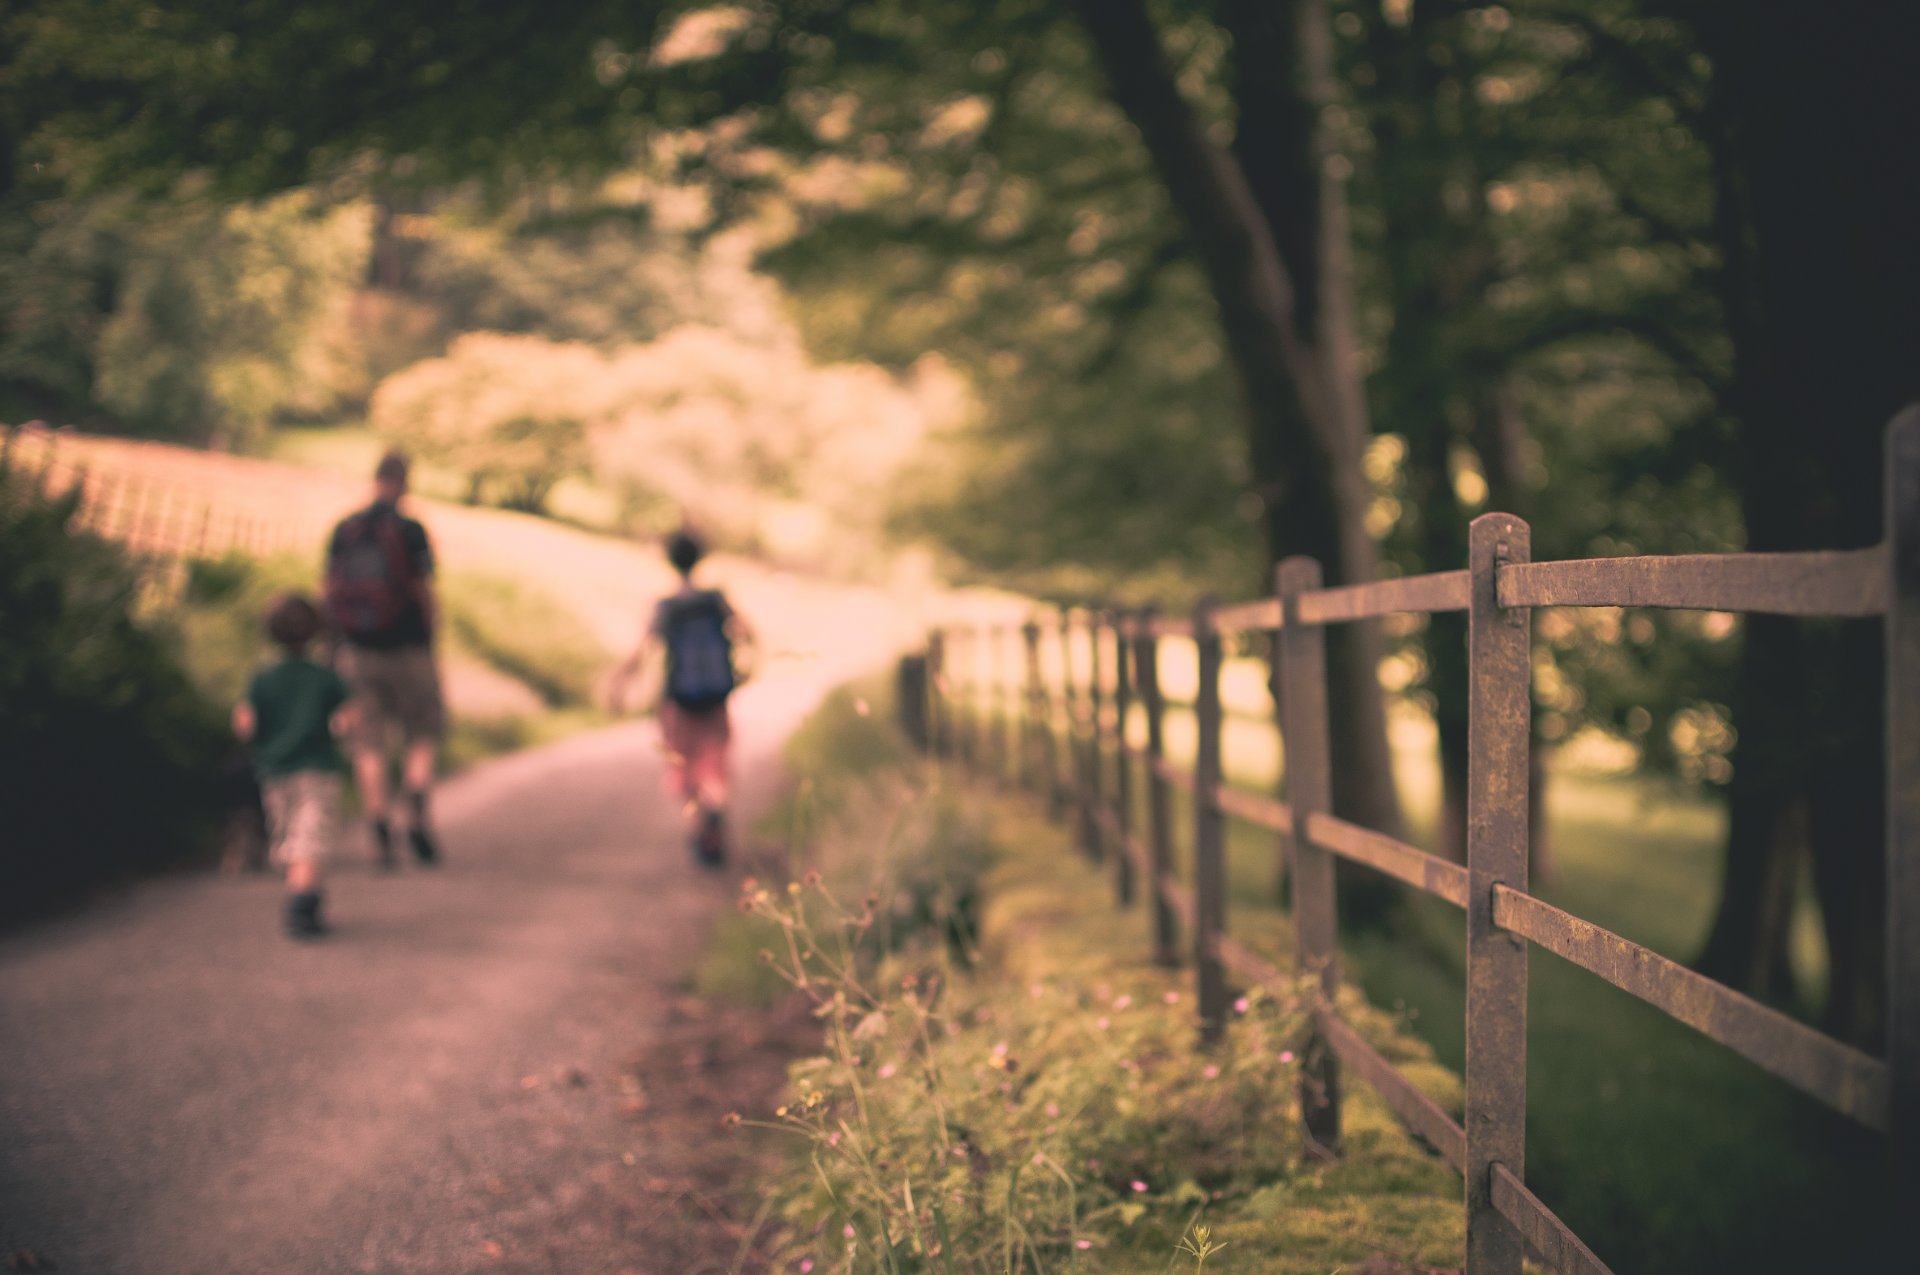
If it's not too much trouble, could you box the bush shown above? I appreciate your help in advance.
[0,464,226,923]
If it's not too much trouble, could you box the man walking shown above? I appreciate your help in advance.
[325,451,444,867]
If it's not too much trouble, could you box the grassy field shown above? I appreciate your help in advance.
[264,423,631,534]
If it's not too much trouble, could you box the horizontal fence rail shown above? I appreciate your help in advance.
[921,405,1918,1275]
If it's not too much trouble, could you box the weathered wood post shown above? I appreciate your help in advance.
[1279,557,1341,1151]
[988,625,1009,786]
[927,628,948,761]
[1086,612,1108,862]
[1136,607,1180,967]
[1887,404,1920,1208]
[1192,595,1228,1045]
[1113,609,1137,907]
[1022,621,1048,800]
[1060,612,1084,834]
[1465,512,1532,1275]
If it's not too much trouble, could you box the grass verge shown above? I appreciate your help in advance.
[697,681,1465,1272]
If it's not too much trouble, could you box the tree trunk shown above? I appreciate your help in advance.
[1680,0,1918,1042]
[1070,0,1405,858]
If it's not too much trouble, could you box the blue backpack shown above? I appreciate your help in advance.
[662,591,736,710]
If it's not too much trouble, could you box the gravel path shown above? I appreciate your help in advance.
[0,681,832,1275]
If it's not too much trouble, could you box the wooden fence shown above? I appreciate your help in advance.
[1,427,305,599]
[923,407,1918,1275]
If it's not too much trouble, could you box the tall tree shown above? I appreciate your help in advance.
[1675,0,1920,1044]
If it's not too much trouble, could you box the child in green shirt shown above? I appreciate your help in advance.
[232,592,357,938]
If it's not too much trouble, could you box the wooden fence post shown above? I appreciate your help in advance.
[927,628,948,761]
[1113,610,1137,907]
[1022,621,1047,800]
[1059,613,1080,831]
[1280,557,1341,1152]
[1136,608,1180,967]
[1087,612,1108,862]
[1193,595,1228,1044]
[1887,404,1920,1207]
[1465,512,1532,1275]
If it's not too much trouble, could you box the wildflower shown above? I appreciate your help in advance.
[1233,995,1251,1015]
[1112,994,1132,1010]
[1131,1179,1148,1193]
[802,870,823,888]
[1163,990,1181,1004]
[877,1063,897,1079]
[1045,1102,1061,1118]
[1029,983,1046,999]
[788,882,802,895]
[844,1224,856,1239]
[1095,1016,1110,1031]
[1279,1050,1296,1064]
[742,877,759,891]
[799,1261,814,1273]
[722,1111,742,1128]
[1202,1064,1220,1080]
[1076,1239,1092,1250]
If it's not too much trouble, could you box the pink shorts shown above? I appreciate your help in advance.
[659,701,731,805]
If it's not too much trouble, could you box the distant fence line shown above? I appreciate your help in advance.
[920,406,1919,1275]
[1,427,307,596]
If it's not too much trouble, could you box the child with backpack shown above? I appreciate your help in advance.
[232,592,359,938]
[607,528,757,866]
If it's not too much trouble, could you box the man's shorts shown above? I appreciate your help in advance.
[339,645,446,748]
[659,700,731,804]
[261,771,344,866]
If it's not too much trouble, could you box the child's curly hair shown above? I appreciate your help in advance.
[265,591,324,650]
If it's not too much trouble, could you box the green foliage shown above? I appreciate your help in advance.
[439,570,610,708]
[712,682,1460,1272]
[0,457,226,922]
[0,185,372,441]
[368,332,597,512]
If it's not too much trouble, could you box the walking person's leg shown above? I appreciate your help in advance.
[687,706,732,865]
[267,773,342,938]
[394,647,445,864]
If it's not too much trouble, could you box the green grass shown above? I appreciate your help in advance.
[440,570,611,709]
[263,422,637,535]
[955,704,1894,1272]
[1346,767,1892,1275]
[700,682,1468,1272]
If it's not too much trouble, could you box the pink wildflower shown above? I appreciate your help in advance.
[1131,1179,1149,1193]
[1280,1049,1296,1064]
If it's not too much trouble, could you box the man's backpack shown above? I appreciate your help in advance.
[661,591,737,710]
[325,507,414,640]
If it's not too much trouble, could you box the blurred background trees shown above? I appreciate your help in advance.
[3,2,1915,1267]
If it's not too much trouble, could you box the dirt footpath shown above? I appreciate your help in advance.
[0,704,811,1275]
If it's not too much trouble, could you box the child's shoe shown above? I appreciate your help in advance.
[285,889,327,939]
[693,808,726,868]
[408,825,440,866]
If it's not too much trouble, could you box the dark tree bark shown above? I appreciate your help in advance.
[1683,1,1920,1045]
[1068,0,1405,863]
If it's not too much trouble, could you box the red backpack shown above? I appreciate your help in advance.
[325,507,415,639]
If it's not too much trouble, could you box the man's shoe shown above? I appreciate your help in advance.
[408,825,440,866]
[285,890,327,939]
